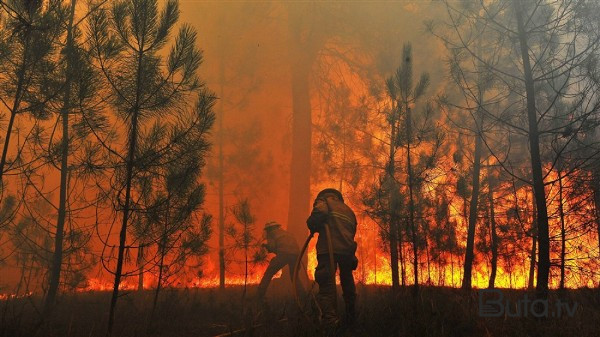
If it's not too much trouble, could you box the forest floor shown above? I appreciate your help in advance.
[1,282,599,337]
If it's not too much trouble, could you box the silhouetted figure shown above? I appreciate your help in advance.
[257,221,303,299]
[307,188,358,331]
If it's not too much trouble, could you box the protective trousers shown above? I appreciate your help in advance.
[257,253,300,298]
[314,253,356,326]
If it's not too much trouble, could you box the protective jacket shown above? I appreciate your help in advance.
[265,227,300,255]
[306,195,357,255]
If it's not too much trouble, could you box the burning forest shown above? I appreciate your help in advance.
[0,0,600,336]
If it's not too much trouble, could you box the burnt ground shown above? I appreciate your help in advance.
[1,282,599,337]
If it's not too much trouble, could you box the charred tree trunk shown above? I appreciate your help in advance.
[0,29,31,188]
[450,254,455,287]
[286,12,314,243]
[593,173,600,261]
[426,237,431,284]
[137,246,144,291]
[218,63,226,290]
[399,221,406,286]
[152,203,169,318]
[514,0,550,297]
[462,116,483,290]
[243,243,248,301]
[488,171,498,289]
[44,0,77,314]
[405,104,418,292]
[107,43,144,337]
[558,170,566,290]
[528,196,537,290]
[388,103,400,291]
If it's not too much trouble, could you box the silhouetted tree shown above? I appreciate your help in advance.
[0,0,63,190]
[227,198,258,301]
[86,0,214,333]
[133,107,214,317]
[437,0,600,296]
[390,43,434,292]
[42,0,108,313]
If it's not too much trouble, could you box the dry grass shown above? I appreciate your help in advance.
[1,282,599,337]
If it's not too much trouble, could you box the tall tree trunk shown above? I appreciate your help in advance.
[374,245,377,285]
[287,63,312,241]
[360,232,365,283]
[426,237,431,284]
[462,115,483,290]
[488,170,498,289]
[218,62,226,289]
[451,254,455,287]
[558,170,566,290]
[528,195,537,290]
[286,14,313,243]
[388,104,400,291]
[243,244,248,301]
[107,44,144,337]
[137,246,144,291]
[399,221,406,286]
[593,173,600,263]
[405,103,418,292]
[0,30,31,187]
[152,204,169,318]
[44,0,77,314]
[514,0,550,297]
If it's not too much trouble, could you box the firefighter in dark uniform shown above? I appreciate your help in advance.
[257,221,303,299]
[307,188,358,330]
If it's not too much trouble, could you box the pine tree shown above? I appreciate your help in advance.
[0,0,63,190]
[86,0,214,333]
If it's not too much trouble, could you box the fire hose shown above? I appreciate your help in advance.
[292,231,314,316]
[293,208,338,324]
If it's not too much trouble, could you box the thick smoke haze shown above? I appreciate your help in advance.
[180,0,447,282]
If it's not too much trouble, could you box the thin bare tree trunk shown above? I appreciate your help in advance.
[0,30,31,187]
[107,43,144,337]
[399,221,406,286]
[137,246,144,291]
[514,0,550,297]
[218,62,225,290]
[593,174,600,264]
[462,116,482,290]
[488,170,498,289]
[44,0,77,314]
[451,254,455,287]
[243,245,248,301]
[388,103,400,291]
[152,205,169,317]
[426,238,431,285]
[405,103,418,293]
[558,170,566,290]
[528,198,537,290]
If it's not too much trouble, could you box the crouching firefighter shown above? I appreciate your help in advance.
[257,221,306,300]
[307,188,358,330]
